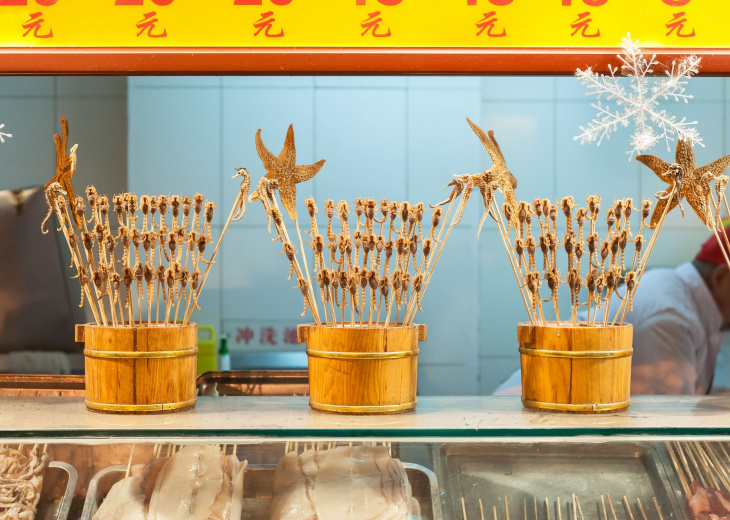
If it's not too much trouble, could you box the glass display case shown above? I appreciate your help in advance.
[8,395,730,520]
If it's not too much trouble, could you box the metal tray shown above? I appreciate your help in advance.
[37,461,78,520]
[653,441,715,520]
[82,461,440,520]
[433,442,687,520]
[0,375,85,397]
[197,370,309,397]
[242,463,441,520]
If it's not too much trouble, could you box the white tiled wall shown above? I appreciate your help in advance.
[126,76,730,396]
[0,77,127,198]
[0,77,128,326]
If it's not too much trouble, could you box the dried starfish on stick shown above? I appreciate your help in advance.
[466,119,669,327]
[43,119,244,328]
[249,127,470,327]
[256,125,325,324]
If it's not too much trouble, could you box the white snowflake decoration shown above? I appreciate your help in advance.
[575,33,702,160]
[0,124,11,144]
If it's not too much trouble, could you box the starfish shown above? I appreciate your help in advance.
[45,117,81,229]
[255,124,325,221]
[466,117,519,228]
[637,139,730,229]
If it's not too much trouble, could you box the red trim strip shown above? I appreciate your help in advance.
[3,47,730,75]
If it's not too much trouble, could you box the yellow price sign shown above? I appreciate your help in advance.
[0,0,722,48]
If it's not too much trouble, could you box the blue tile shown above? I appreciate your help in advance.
[480,356,520,395]
[477,228,528,357]
[684,77,724,102]
[556,100,642,205]
[418,363,479,395]
[221,225,313,322]
[314,88,408,203]
[482,77,555,101]
[480,100,556,202]
[0,77,53,97]
[128,88,221,199]
[407,88,482,224]
[221,88,315,218]
[56,77,127,97]
[223,76,314,88]
[315,77,407,88]
[556,75,593,101]
[129,77,221,88]
[55,97,128,199]
[0,98,54,191]
[408,77,480,90]
[413,228,479,365]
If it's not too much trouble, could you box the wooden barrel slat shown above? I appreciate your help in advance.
[299,323,423,415]
[78,323,198,415]
[518,321,632,414]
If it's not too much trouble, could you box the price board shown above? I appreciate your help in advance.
[0,0,728,74]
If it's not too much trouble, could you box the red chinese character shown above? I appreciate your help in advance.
[361,11,391,37]
[570,11,600,38]
[235,326,254,345]
[476,11,506,37]
[22,12,53,39]
[136,11,167,38]
[254,11,284,37]
[666,12,695,37]
[283,327,298,345]
[260,326,278,345]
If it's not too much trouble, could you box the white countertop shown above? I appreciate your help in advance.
[1,395,730,440]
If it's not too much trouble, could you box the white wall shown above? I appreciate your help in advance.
[0,77,127,196]
[0,77,128,327]
[126,75,728,395]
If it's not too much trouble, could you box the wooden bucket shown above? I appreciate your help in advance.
[518,321,633,414]
[76,323,198,414]
[297,323,426,415]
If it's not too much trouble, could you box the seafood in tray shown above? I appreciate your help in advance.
[434,442,686,520]
[271,444,413,519]
[83,443,440,520]
[0,445,76,520]
[663,441,730,520]
[88,445,245,520]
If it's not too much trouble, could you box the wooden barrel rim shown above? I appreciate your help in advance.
[518,346,632,359]
[83,348,198,360]
[85,396,197,413]
[309,400,417,414]
[521,397,630,413]
[305,348,419,360]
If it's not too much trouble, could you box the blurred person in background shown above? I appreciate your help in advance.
[496,228,730,396]
[0,186,81,374]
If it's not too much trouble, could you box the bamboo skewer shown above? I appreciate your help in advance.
[606,494,618,520]
[574,494,585,520]
[622,496,635,520]
[666,442,691,496]
[48,177,239,329]
[184,172,251,325]
[652,498,663,520]
[125,444,136,479]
